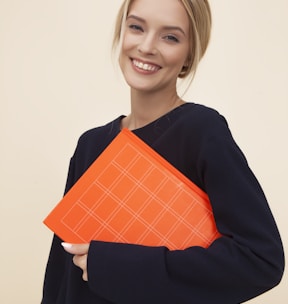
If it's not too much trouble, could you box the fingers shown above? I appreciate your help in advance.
[61,242,89,255]
[73,254,88,281]
[61,243,89,281]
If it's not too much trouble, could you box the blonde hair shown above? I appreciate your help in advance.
[112,0,212,81]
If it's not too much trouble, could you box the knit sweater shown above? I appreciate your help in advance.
[42,103,284,304]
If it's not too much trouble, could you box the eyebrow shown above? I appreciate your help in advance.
[126,14,187,36]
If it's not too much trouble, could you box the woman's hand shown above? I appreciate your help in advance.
[62,243,90,281]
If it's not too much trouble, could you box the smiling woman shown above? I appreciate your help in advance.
[41,0,284,303]
[113,0,212,80]
[118,0,190,97]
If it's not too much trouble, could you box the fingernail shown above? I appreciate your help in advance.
[61,242,73,248]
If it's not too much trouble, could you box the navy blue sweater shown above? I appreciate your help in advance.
[42,103,284,303]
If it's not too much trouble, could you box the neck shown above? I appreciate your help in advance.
[122,89,185,130]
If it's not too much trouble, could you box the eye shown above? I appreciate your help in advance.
[163,34,179,43]
[128,24,143,32]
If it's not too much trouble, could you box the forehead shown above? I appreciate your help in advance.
[128,0,189,29]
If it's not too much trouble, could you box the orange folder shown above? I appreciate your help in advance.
[44,128,221,250]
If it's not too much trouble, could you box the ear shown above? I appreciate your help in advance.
[181,65,188,72]
[183,55,191,68]
[178,56,190,77]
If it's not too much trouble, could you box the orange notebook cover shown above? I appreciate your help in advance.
[44,128,221,250]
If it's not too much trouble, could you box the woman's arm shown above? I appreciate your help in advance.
[83,114,284,303]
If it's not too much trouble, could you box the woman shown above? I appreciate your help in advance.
[42,0,284,303]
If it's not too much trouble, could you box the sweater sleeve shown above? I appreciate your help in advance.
[42,157,76,303]
[86,114,284,304]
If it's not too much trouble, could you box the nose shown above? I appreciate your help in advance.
[137,33,157,55]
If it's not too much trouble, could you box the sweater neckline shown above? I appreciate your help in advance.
[119,102,193,131]
[113,102,195,146]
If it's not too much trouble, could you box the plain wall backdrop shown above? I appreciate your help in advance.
[0,0,287,302]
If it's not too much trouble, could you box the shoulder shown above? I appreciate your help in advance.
[78,116,122,146]
[176,103,231,139]
[189,102,227,122]
[71,116,123,169]
[176,103,245,165]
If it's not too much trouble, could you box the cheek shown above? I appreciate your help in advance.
[121,33,136,53]
[118,51,126,75]
[119,35,131,69]
[163,48,188,69]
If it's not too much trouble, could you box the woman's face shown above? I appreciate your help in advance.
[119,0,190,93]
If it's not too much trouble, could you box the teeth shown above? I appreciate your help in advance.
[133,60,159,71]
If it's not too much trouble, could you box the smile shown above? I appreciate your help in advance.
[132,59,161,72]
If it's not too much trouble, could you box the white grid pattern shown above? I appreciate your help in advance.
[60,143,219,250]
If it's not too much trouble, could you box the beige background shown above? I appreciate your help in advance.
[0,0,287,302]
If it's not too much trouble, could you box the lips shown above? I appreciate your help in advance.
[132,59,161,72]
